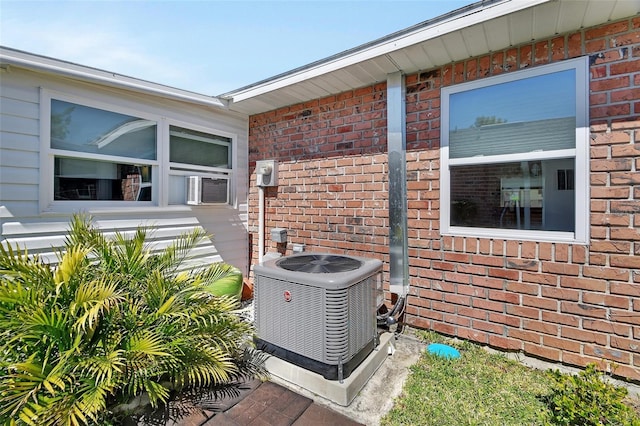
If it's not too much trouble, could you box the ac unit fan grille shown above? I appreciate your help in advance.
[276,254,362,273]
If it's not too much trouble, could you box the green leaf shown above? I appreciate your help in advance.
[127,331,169,357]
[203,271,243,301]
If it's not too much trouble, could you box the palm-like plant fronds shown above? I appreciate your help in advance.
[0,214,261,425]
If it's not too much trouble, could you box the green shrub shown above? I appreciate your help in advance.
[544,364,640,426]
[0,214,264,425]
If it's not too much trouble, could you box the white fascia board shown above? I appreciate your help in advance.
[0,47,228,109]
[225,0,551,103]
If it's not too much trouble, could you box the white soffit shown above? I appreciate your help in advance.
[531,2,560,39]
[508,7,535,44]
[423,37,454,67]
[386,47,421,73]
[484,16,511,50]
[460,25,490,58]
[312,75,345,94]
[223,0,640,115]
[440,31,471,59]
[370,55,403,75]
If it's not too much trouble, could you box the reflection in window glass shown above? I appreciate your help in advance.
[449,70,575,130]
[54,157,152,201]
[170,126,231,168]
[450,159,574,232]
[51,100,157,160]
[449,69,576,158]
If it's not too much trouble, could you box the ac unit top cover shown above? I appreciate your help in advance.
[254,253,382,290]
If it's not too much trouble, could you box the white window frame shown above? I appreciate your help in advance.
[440,57,589,244]
[167,120,235,206]
[39,89,237,212]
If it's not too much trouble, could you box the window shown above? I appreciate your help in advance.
[43,94,235,210]
[170,126,231,168]
[168,126,232,205]
[441,58,589,243]
[51,100,156,202]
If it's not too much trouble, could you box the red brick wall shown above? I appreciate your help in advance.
[248,16,640,381]
[248,85,390,264]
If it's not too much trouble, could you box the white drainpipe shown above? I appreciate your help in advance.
[258,185,265,264]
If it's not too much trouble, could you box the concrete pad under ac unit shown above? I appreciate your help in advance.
[263,332,394,406]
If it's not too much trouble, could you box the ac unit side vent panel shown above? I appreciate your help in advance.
[325,289,350,362]
[255,275,325,361]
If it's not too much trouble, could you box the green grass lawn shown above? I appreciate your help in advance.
[381,331,640,426]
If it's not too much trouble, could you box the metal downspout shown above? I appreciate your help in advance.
[387,72,409,299]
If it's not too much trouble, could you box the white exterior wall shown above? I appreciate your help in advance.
[0,66,250,274]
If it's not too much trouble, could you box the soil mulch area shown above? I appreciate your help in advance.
[123,378,261,425]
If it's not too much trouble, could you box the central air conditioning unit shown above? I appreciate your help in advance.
[253,253,382,381]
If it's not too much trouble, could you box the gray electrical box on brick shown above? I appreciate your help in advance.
[256,159,278,187]
[271,228,287,243]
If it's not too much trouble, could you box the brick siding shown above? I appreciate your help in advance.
[248,16,640,381]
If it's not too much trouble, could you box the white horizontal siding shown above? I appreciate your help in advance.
[0,145,40,206]
[0,66,249,275]
[2,213,239,272]
[189,206,249,272]
[1,71,41,221]
[1,96,40,120]
[0,184,39,201]
[0,132,40,152]
[0,112,39,135]
[0,75,40,102]
[0,149,39,168]
[0,202,39,219]
[0,166,39,185]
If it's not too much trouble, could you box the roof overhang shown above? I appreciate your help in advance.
[0,46,229,110]
[221,0,640,115]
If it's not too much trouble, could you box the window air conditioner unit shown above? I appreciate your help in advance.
[187,176,228,205]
